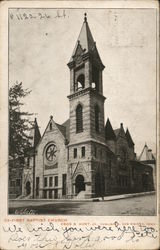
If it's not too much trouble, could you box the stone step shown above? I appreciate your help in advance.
[74,191,87,199]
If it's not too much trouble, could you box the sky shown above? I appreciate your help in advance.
[9,8,157,155]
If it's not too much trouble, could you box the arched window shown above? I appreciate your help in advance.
[75,74,85,91]
[95,105,100,132]
[76,104,83,133]
[49,122,52,131]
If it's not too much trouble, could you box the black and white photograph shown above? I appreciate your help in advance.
[8,7,158,217]
[0,1,159,250]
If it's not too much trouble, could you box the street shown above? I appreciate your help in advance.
[9,193,156,216]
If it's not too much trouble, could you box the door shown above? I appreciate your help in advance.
[75,175,85,194]
[26,181,31,195]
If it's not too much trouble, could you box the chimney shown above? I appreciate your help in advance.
[120,123,123,128]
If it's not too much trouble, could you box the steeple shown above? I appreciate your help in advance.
[68,13,104,69]
[67,14,105,96]
[105,118,116,141]
[84,12,87,22]
[67,13,106,144]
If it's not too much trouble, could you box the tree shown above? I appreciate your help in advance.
[9,81,33,158]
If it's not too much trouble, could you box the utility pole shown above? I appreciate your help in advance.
[32,118,36,199]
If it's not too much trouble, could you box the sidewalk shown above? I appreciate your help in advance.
[10,191,155,203]
[95,191,155,202]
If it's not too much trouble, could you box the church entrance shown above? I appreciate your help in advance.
[75,175,85,194]
[26,181,31,196]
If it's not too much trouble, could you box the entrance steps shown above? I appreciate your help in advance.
[74,191,86,199]
[74,191,92,199]
[16,194,32,200]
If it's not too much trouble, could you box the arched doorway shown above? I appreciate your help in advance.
[26,181,31,195]
[75,175,85,194]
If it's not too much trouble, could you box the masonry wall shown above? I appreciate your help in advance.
[35,121,67,199]
[90,93,105,143]
[67,140,118,198]
[69,92,106,144]
[115,133,134,194]
[67,141,92,197]
[131,163,154,193]
[69,92,91,144]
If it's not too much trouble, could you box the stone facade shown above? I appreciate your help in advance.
[14,14,155,200]
[35,119,67,199]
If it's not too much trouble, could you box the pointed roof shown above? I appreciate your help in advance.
[139,143,155,162]
[29,118,41,148]
[105,118,116,140]
[126,128,134,147]
[69,13,104,68]
[55,123,66,138]
[36,116,68,149]
[71,14,95,57]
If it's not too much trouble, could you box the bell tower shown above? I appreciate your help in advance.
[67,14,107,198]
[67,13,106,144]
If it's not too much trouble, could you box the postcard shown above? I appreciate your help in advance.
[0,0,159,249]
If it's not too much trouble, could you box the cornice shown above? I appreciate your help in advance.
[67,87,106,101]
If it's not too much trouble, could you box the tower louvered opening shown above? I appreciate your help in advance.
[95,104,100,132]
[76,104,83,133]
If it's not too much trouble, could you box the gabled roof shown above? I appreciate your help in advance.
[55,123,66,138]
[139,143,155,162]
[126,128,134,147]
[105,118,116,141]
[36,116,67,150]
[62,119,70,142]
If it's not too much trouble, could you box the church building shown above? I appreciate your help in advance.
[20,14,154,199]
